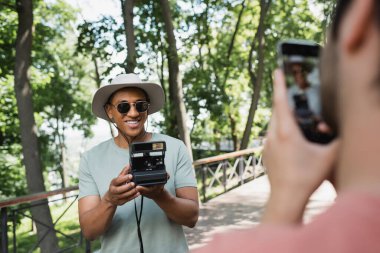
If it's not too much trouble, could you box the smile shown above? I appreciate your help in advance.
[124,120,140,127]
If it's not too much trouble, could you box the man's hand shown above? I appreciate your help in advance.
[136,173,170,200]
[261,69,340,224]
[103,165,140,206]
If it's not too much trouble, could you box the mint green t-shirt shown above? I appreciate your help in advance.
[78,133,197,253]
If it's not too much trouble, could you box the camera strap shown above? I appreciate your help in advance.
[134,196,144,253]
[103,107,148,252]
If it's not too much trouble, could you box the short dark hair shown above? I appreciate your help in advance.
[332,0,380,40]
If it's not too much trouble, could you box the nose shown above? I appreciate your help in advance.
[127,104,140,117]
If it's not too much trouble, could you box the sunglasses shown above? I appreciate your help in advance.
[111,101,150,114]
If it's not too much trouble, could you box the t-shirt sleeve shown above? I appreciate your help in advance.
[174,142,197,189]
[78,153,100,199]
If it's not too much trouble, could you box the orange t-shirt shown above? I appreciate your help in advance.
[192,192,380,253]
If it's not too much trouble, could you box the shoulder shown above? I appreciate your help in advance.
[153,133,185,147]
[81,138,114,159]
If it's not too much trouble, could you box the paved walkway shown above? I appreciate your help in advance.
[185,175,337,250]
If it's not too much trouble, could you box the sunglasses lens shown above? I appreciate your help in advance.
[117,102,131,114]
[136,101,149,112]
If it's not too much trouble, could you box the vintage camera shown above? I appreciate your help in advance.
[130,141,168,186]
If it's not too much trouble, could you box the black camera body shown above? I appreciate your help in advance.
[130,141,168,186]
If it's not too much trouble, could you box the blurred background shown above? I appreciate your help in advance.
[0,0,336,252]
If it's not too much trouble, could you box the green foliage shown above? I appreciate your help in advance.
[76,15,119,82]
[0,0,96,197]
[0,77,26,199]
[0,0,336,198]
[0,5,17,78]
[0,145,26,199]
[30,0,96,188]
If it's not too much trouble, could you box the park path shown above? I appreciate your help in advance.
[185,175,337,250]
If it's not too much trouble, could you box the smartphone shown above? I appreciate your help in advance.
[277,39,335,144]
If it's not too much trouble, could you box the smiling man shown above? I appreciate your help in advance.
[78,74,199,253]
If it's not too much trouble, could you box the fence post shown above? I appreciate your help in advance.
[201,166,207,202]
[239,156,244,185]
[222,161,227,192]
[252,154,257,178]
[86,239,91,253]
[1,207,9,253]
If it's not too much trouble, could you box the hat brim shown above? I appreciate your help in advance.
[92,82,165,121]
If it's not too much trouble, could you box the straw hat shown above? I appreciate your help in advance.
[92,73,165,121]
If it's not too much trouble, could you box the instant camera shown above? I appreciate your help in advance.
[130,141,168,186]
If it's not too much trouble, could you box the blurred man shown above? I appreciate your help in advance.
[193,0,380,252]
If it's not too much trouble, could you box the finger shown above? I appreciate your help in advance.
[317,122,333,134]
[110,181,136,195]
[112,174,132,186]
[119,165,130,176]
[118,187,140,200]
[273,69,296,129]
[118,191,141,205]
[136,185,148,194]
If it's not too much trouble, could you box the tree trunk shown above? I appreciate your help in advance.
[14,0,59,252]
[205,0,246,152]
[121,0,137,73]
[159,0,193,160]
[240,0,271,150]
[229,114,240,151]
[222,0,246,87]
[92,55,101,87]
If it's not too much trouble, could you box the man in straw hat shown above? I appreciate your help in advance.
[78,73,199,252]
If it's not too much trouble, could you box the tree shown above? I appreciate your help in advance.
[13,0,59,251]
[240,0,271,150]
[159,0,193,160]
[121,0,137,73]
[76,16,117,88]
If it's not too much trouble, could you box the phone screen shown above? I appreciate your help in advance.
[278,40,334,144]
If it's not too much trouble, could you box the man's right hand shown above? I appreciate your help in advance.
[103,165,140,206]
[261,69,340,225]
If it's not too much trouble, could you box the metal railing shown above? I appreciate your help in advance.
[194,147,264,202]
[0,147,264,252]
[0,186,91,253]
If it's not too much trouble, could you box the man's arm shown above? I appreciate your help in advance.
[261,69,340,225]
[137,185,199,227]
[78,195,116,241]
[79,167,140,240]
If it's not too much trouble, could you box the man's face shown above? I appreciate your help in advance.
[106,87,149,138]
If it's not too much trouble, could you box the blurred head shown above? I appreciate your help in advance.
[320,0,380,135]
[291,63,310,90]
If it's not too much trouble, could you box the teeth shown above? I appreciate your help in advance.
[126,120,139,124]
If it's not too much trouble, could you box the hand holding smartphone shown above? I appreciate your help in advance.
[277,39,335,144]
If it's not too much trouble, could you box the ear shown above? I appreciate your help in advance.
[104,104,114,122]
[340,0,375,52]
